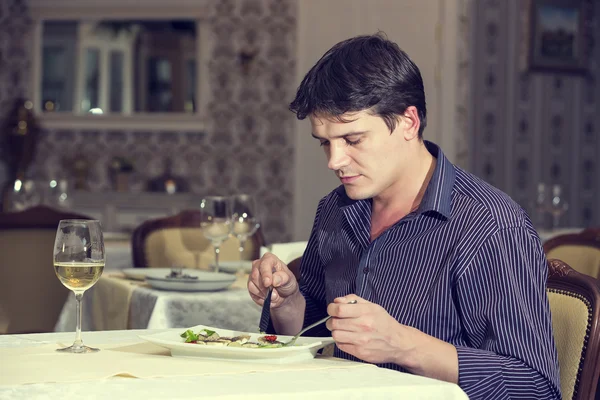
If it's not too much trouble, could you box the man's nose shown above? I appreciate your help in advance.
[327,143,350,171]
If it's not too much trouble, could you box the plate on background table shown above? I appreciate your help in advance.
[139,324,334,363]
[213,260,253,274]
[121,268,151,281]
[144,269,236,292]
[121,267,197,281]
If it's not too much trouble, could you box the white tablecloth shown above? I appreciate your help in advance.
[55,281,261,333]
[0,329,469,400]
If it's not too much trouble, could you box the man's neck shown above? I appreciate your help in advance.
[370,145,435,241]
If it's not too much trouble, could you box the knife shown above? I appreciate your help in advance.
[259,286,273,333]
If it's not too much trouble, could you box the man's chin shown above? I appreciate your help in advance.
[343,186,371,200]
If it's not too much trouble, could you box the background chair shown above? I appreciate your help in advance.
[0,205,91,334]
[287,256,302,283]
[131,209,266,269]
[544,230,600,279]
[546,258,600,400]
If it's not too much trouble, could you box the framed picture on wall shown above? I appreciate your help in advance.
[526,0,590,75]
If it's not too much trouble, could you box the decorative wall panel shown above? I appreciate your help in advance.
[0,0,297,243]
[471,0,599,229]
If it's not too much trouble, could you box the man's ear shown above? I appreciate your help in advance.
[400,106,420,141]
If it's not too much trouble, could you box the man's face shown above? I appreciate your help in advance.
[310,110,411,201]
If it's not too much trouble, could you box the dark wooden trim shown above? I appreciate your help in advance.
[131,209,267,268]
[547,259,600,400]
[0,205,92,230]
[543,229,600,279]
[287,256,301,283]
[544,229,599,252]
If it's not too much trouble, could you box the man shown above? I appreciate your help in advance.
[248,33,561,399]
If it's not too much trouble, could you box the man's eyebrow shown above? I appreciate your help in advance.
[311,131,368,139]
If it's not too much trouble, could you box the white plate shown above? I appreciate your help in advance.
[139,324,334,363]
[213,260,253,274]
[144,270,236,292]
[121,268,196,281]
[121,268,150,281]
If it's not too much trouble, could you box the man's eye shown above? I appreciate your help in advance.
[319,141,330,147]
[345,138,361,146]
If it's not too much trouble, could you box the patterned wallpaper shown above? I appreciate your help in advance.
[0,0,297,243]
[471,0,599,229]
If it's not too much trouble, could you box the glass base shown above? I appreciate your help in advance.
[56,344,99,353]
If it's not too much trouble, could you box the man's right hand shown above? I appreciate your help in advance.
[247,253,299,309]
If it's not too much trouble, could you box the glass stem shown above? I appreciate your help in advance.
[214,246,220,273]
[239,238,247,268]
[74,292,84,348]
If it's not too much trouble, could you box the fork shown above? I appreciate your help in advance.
[283,299,357,347]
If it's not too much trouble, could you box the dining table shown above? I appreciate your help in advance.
[0,328,470,399]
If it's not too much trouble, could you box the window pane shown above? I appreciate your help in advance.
[147,57,172,112]
[82,48,100,112]
[186,59,196,113]
[109,51,124,112]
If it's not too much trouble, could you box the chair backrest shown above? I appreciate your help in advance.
[287,256,302,283]
[0,205,92,333]
[547,258,600,400]
[544,230,600,279]
[131,210,266,269]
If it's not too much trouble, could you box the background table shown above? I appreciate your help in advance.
[0,329,469,400]
[55,274,261,333]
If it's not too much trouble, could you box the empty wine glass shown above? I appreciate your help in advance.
[53,219,105,353]
[535,182,550,229]
[231,194,260,268]
[200,196,232,273]
[550,184,569,229]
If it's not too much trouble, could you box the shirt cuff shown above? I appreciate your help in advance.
[456,345,507,398]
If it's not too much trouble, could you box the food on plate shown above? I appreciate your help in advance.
[180,329,285,348]
[166,268,198,280]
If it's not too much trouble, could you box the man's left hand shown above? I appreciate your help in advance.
[326,294,415,365]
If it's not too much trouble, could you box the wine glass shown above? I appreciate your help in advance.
[53,219,105,353]
[200,196,232,273]
[535,182,550,229]
[550,184,569,230]
[231,194,260,268]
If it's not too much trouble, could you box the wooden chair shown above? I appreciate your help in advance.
[0,205,92,333]
[547,258,600,399]
[287,256,302,283]
[131,209,266,269]
[544,230,600,279]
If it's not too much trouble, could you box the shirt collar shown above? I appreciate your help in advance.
[418,140,454,219]
[335,140,455,219]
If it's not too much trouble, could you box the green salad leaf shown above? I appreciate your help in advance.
[180,329,199,343]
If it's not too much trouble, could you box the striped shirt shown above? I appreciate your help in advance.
[297,141,561,399]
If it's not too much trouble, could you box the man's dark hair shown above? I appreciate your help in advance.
[289,32,427,137]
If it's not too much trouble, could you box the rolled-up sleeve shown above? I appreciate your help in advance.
[455,226,561,399]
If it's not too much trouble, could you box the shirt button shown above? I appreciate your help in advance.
[363,267,369,274]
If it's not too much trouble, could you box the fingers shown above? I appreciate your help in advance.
[333,294,366,304]
[328,297,364,319]
[248,254,298,306]
[256,253,286,287]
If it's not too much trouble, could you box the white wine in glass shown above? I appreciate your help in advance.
[53,219,105,353]
[231,194,260,267]
[200,196,231,273]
